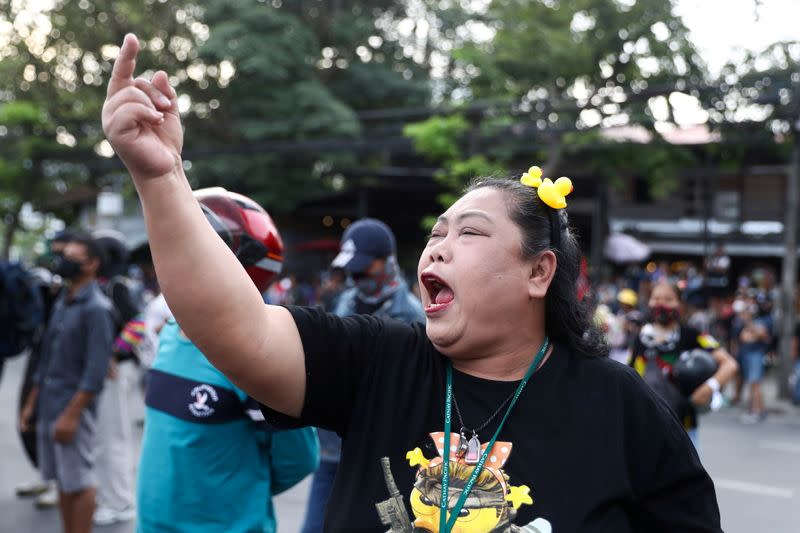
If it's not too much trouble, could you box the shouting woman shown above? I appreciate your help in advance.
[102,34,723,533]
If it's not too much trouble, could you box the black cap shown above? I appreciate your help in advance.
[331,218,396,274]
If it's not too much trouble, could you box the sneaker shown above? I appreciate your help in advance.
[34,486,58,509]
[94,506,136,526]
[15,480,52,498]
[740,411,766,425]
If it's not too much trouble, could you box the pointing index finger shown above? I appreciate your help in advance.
[107,33,140,97]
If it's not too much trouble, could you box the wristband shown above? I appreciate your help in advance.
[705,377,720,392]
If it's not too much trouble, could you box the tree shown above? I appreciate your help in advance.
[708,41,800,141]
[1,0,446,254]
[185,1,361,210]
[0,0,209,257]
[406,0,707,204]
[0,102,54,259]
[186,0,437,212]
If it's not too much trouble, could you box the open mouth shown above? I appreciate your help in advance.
[420,272,455,314]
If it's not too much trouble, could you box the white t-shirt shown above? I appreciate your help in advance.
[136,293,173,367]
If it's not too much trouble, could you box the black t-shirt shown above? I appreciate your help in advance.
[631,325,709,431]
[262,306,721,532]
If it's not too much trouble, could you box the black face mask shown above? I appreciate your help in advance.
[54,257,85,280]
[649,305,680,325]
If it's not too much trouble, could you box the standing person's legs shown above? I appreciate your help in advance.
[60,488,96,533]
[750,377,765,414]
[741,350,766,423]
[95,360,137,523]
[55,411,98,533]
[300,460,339,533]
[732,354,745,404]
[39,412,98,532]
[58,490,73,533]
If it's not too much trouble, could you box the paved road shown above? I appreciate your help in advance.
[2,353,799,532]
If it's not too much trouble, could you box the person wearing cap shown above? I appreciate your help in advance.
[329,218,425,321]
[301,218,424,532]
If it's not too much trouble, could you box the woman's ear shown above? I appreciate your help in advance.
[528,250,557,299]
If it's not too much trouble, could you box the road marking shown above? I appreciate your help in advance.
[758,440,800,454]
[714,478,794,499]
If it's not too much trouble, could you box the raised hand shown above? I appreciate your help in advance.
[102,34,183,181]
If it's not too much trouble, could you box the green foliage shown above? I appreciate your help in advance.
[0,102,46,125]
[405,113,507,215]
[593,140,696,199]
[404,0,707,205]
[458,0,702,108]
[0,0,438,255]
[186,0,435,212]
[708,40,800,141]
[0,0,206,256]
[404,115,469,161]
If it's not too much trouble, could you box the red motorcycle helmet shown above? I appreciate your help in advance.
[194,187,284,293]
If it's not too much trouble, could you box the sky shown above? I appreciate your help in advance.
[674,0,800,74]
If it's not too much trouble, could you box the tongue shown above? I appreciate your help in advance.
[434,287,454,305]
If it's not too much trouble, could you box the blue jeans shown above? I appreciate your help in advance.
[741,350,765,384]
[301,460,338,533]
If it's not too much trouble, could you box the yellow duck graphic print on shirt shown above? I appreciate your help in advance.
[375,432,553,533]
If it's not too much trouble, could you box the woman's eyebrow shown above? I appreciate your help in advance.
[436,211,494,225]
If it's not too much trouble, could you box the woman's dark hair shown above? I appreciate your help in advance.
[466,177,608,358]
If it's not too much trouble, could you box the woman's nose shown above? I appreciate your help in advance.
[428,241,450,263]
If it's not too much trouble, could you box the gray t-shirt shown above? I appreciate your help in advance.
[33,280,114,422]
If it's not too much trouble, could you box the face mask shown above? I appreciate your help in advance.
[54,257,85,280]
[649,304,680,325]
[352,257,400,304]
[354,273,382,298]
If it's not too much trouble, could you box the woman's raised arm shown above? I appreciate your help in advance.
[102,34,305,416]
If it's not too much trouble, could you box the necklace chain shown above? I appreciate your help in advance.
[451,385,517,434]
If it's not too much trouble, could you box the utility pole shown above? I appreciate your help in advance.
[777,115,800,398]
[589,176,608,284]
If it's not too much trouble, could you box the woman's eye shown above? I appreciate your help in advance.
[420,494,434,506]
[460,228,480,236]
[427,232,443,241]
[458,508,471,517]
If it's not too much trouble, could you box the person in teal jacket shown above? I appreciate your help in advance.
[137,321,319,533]
[136,188,319,533]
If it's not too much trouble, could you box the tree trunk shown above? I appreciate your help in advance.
[590,178,608,284]
[1,206,21,261]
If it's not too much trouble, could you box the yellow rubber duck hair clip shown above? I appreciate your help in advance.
[520,165,573,209]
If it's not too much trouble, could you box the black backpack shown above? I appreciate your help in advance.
[0,262,45,358]
[102,276,144,334]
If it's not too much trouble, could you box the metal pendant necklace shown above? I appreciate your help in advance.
[451,385,517,464]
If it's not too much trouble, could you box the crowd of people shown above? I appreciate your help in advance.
[593,249,800,429]
[5,207,800,533]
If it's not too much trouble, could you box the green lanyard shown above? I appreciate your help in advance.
[439,337,549,533]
